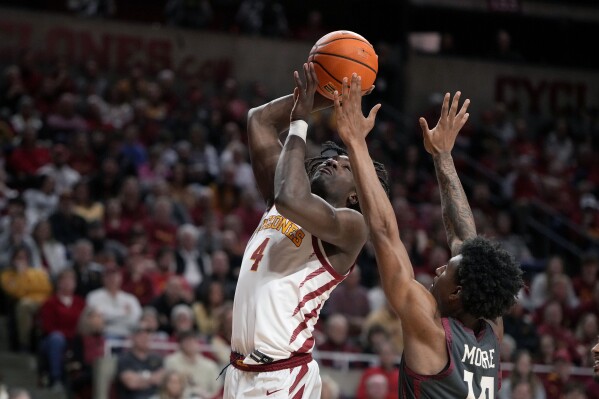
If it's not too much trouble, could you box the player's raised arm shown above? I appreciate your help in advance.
[274,63,367,273]
[247,72,332,208]
[419,92,475,256]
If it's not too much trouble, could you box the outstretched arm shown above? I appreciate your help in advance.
[247,77,333,208]
[419,92,475,256]
[274,64,367,273]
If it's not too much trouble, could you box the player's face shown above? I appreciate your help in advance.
[430,255,461,316]
[311,155,355,198]
[592,337,599,380]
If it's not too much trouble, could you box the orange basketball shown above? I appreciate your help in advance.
[308,30,378,100]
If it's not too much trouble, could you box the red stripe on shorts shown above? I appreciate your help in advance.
[289,363,309,395]
[299,266,326,289]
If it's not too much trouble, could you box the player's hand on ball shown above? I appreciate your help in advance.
[334,74,381,145]
[419,91,470,155]
[291,63,318,123]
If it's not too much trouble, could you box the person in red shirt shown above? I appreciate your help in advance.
[573,253,599,307]
[7,127,51,177]
[121,246,155,306]
[144,196,177,255]
[356,340,400,399]
[39,268,86,388]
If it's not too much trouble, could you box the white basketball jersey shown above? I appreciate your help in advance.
[231,205,350,362]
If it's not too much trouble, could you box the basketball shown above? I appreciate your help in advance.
[308,30,378,100]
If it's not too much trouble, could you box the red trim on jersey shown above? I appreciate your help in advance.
[311,236,346,280]
[289,303,322,345]
[294,336,314,353]
[299,266,326,288]
[292,280,338,316]
[289,363,309,395]
[230,352,312,372]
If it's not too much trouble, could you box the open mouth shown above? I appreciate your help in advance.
[320,166,333,175]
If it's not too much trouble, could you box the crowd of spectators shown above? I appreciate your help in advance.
[0,19,598,397]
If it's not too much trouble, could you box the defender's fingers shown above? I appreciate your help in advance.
[457,113,470,130]
[449,91,461,118]
[341,77,350,103]
[308,62,319,85]
[333,90,342,112]
[419,117,430,134]
[351,74,361,99]
[367,103,382,123]
[440,93,450,119]
[457,98,470,119]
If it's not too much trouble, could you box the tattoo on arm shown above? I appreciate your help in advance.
[433,152,476,255]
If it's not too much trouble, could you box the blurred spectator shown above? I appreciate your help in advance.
[543,349,576,399]
[500,334,517,362]
[70,306,106,398]
[121,247,155,306]
[119,177,148,228]
[46,93,87,137]
[317,314,361,369]
[145,196,177,255]
[195,250,236,301]
[562,382,589,399]
[87,220,127,264]
[364,373,389,399]
[577,283,599,326]
[90,157,124,202]
[573,253,599,306]
[231,189,264,242]
[356,340,399,399]
[164,330,222,398]
[149,247,177,296]
[499,350,546,399]
[0,213,34,268]
[210,302,233,368]
[529,256,579,310]
[7,128,51,180]
[38,143,81,195]
[11,95,42,134]
[39,268,85,389]
[169,304,196,339]
[49,191,88,246]
[23,175,58,226]
[363,302,403,355]
[70,239,104,297]
[574,313,598,367]
[103,198,131,245]
[0,244,52,351]
[86,263,142,338]
[30,219,68,278]
[325,266,371,338]
[149,370,187,399]
[187,123,219,185]
[193,280,226,336]
[494,211,533,264]
[68,132,98,177]
[536,301,577,357]
[151,276,193,334]
[140,307,169,340]
[511,381,534,399]
[72,179,104,224]
[175,224,208,289]
[503,299,539,355]
[321,374,341,399]
[116,322,164,399]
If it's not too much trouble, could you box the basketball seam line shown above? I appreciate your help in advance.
[309,53,377,75]
[312,37,373,48]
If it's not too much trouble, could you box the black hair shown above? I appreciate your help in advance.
[305,141,390,213]
[456,236,524,320]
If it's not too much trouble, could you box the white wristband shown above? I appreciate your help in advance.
[288,120,308,142]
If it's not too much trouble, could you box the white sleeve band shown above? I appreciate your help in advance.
[288,120,308,142]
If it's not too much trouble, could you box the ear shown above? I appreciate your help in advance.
[348,192,358,206]
[449,286,462,302]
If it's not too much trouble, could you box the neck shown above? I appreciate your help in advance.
[132,348,147,359]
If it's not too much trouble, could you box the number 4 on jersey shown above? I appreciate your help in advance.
[250,238,270,271]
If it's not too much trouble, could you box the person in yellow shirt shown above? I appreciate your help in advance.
[1,245,52,351]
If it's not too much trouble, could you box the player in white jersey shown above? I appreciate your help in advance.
[223,64,389,398]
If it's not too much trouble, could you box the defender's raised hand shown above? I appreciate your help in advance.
[290,62,319,122]
[419,91,470,155]
[333,74,381,145]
